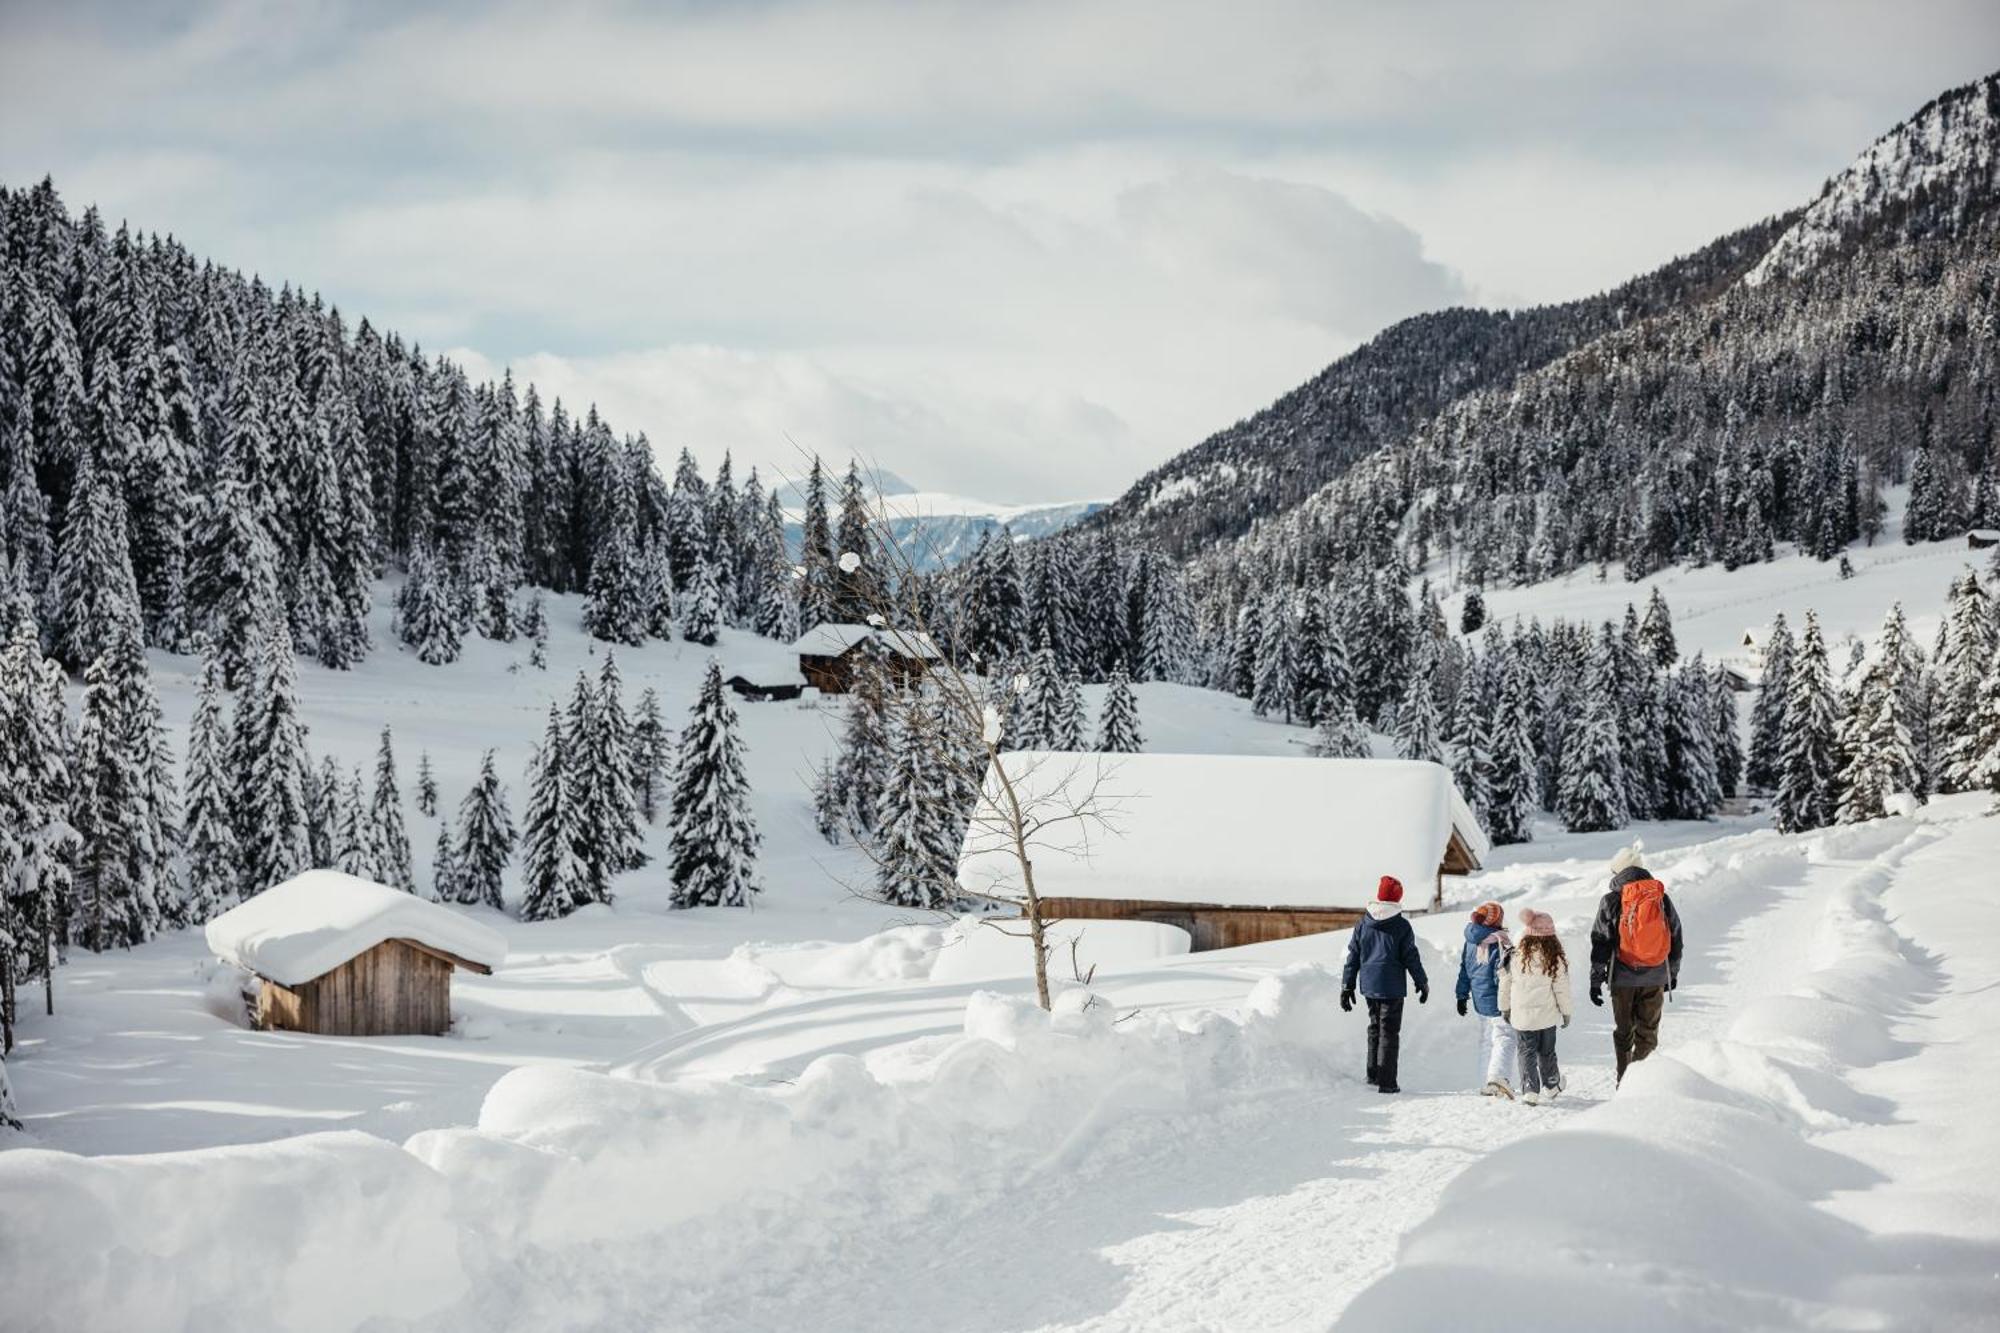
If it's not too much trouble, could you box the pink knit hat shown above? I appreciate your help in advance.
[1518,908,1557,938]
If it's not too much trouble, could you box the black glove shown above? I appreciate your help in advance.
[1501,1010,1510,1025]
[1668,965,1679,993]
[1590,980,1605,1008]
[1340,988,1354,1013]
[1456,996,1468,1017]
[1417,985,1429,1005]
[1562,1014,1571,1029]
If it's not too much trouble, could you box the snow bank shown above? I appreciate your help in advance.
[205,869,507,985]
[959,752,1487,908]
[0,962,1371,1330]
[741,915,1190,990]
[1341,820,1993,1331]
[0,1131,464,1333]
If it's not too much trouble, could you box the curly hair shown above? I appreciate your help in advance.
[1517,934,1567,976]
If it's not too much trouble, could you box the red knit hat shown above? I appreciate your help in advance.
[1470,901,1504,927]
[1377,875,1404,903]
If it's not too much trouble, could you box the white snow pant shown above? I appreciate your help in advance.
[1477,1015,1518,1088]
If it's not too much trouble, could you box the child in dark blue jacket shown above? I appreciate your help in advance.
[1341,875,1430,1094]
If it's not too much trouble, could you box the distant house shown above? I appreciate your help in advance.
[956,753,1489,953]
[205,870,507,1037]
[721,639,809,702]
[1970,528,2000,551]
[793,623,944,694]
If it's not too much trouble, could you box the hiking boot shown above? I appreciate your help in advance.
[1522,1090,1542,1106]
[1377,1083,1400,1094]
[1481,1079,1514,1101]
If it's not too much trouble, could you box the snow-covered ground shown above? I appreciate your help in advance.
[3,533,1997,1331]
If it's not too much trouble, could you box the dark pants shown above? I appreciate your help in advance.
[1517,1025,1560,1095]
[1612,985,1665,1080]
[1366,997,1405,1090]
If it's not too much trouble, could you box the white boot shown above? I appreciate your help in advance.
[1522,1089,1542,1106]
[1482,1079,1514,1101]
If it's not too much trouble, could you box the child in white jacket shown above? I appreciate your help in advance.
[1500,908,1572,1104]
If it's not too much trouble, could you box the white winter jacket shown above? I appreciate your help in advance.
[1500,952,1572,1032]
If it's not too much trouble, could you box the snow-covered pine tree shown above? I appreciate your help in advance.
[592,653,647,871]
[1776,611,1839,834]
[1558,632,1629,834]
[518,704,592,921]
[302,751,337,869]
[1394,645,1443,764]
[1836,663,1918,824]
[430,823,459,904]
[583,513,647,647]
[833,462,883,622]
[1097,664,1143,753]
[680,554,721,647]
[1639,587,1677,667]
[1746,612,1794,791]
[1661,657,1720,820]
[833,642,894,835]
[180,649,240,921]
[669,660,760,909]
[1937,571,1999,792]
[1965,655,2000,812]
[335,768,374,879]
[642,544,676,641]
[1018,637,1067,749]
[416,751,438,818]
[72,650,155,950]
[453,749,515,910]
[1485,655,1541,844]
[1460,588,1486,636]
[397,542,462,665]
[811,759,845,845]
[368,727,416,893]
[231,628,314,898]
[1052,670,1085,751]
[1227,600,1261,699]
[797,456,837,631]
[1306,694,1372,759]
[875,700,958,909]
[631,687,670,823]
[1252,594,1297,721]
[0,623,77,1009]
[1444,675,1492,825]
[1711,663,1744,801]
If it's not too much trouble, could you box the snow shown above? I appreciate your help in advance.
[958,752,1486,908]
[791,622,943,659]
[204,869,509,985]
[4,535,1999,1330]
[717,636,807,688]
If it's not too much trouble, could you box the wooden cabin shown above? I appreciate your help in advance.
[956,753,1489,953]
[205,870,507,1037]
[793,623,943,694]
[722,640,810,702]
[1970,528,2000,551]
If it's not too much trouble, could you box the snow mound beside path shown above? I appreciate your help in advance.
[0,965,1361,1332]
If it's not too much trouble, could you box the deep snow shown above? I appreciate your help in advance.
[2,531,1997,1331]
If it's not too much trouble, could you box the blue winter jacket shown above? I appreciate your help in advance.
[1342,907,1430,1000]
[1455,922,1506,1017]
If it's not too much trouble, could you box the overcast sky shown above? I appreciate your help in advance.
[2,2,1995,502]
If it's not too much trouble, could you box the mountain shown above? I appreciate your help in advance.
[784,489,1103,572]
[1082,71,2000,584]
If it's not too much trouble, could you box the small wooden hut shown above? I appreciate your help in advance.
[957,753,1489,953]
[1970,528,2000,551]
[205,870,507,1037]
[793,623,943,694]
[722,638,809,702]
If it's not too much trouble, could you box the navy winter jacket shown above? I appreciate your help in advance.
[1455,922,1507,1017]
[1342,906,1430,1000]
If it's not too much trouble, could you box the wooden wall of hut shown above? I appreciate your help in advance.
[255,938,457,1037]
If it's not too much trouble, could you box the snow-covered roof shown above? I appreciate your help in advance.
[792,623,944,661]
[957,753,1488,910]
[1970,528,2000,541]
[205,870,508,986]
[720,636,808,687]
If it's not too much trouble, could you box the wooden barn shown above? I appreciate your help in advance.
[721,639,809,702]
[1970,528,2000,551]
[793,623,943,694]
[205,870,507,1037]
[956,753,1488,953]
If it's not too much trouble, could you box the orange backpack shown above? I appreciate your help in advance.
[1616,879,1672,969]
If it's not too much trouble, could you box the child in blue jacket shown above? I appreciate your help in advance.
[1341,875,1430,1094]
[1455,900,1519,1098]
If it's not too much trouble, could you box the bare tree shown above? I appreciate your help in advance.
[794,461,1121,1010]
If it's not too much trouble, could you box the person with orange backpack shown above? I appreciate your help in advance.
[1588,841,1684,1082]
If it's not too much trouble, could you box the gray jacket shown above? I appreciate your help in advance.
[1588,865,1684,990]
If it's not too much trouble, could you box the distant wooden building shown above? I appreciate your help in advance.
[205,870,507,1037]
[1970,528,2000,551]
[793,623,944,694]
[957,753,1489,953]
[721,640,809,702]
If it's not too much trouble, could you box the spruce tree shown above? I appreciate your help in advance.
[631,687,671,823]
[398,542,463,666]
[591,653,647,871]
[669,661,760,909]
[1252,594,1297,721]
[335,768,376,880]
[1937,572,1999,791]
[1776,611,1839,834]
[1097,665,1144,753]
[0,623,77,1007]
[1559,635,1629,833]
[1746,613,1794,791]
[234,629,313,897]
[1661,658,1720,820]
[875,700,957,909]
[454,750,515,910]
[416,751,438,818]
[1711,664,1744,800]
[1639,587,1677,667]
[680,554,721,646]
[369,726,416,892]
[797,456,836,630]
[1485,656,1541,844]
[1965,656,2000,812]
[1445,678,1492,824]
[1306,695,1372,759]
[304,753,340,868]
[833,645,893,835]
[431,823,460,904]
[72,651,155,949]
[1395,647,1443,764]
[518,704,592,921]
